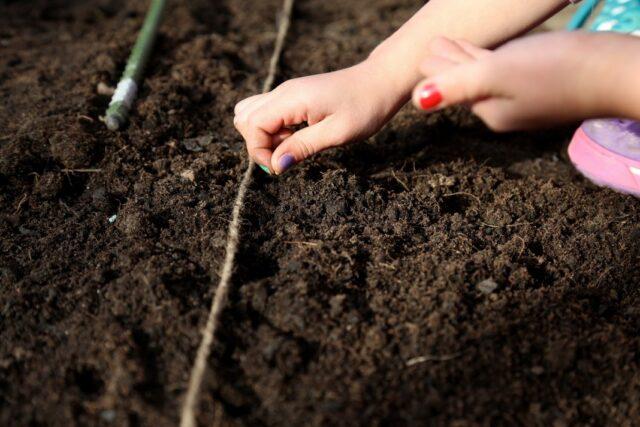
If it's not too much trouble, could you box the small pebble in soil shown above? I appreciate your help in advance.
[180,169,195,182]
[329,294,346,317]
[477,278,498,294]
[100,409,116,423]
[96,82,115,96]
[181,135,213,152]
[116,205,151,236]
[251,285,268,312]
[108,214,117,223]
[18,225,36,236]
[531,366,545,375]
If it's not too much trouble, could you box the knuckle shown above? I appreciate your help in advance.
[237,110,250,126]
[234,117,248,134]
[428,36,450,51]
[246,109,262,126]
[278,78,298,92]
[297,137,316,159]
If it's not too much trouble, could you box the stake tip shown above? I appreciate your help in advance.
[105,115,121,131]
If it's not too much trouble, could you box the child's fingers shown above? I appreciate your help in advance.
[235,110,278,169]
[272,128,294,145]
[242,126,277,170]
[238,95,303,136]
[428,36,476,64]
[418,54,458,77]
[234,92,277,125]
[270,116,345,174]
[454,39,492,60]
[244,127,295,171]
[234,93,264,115]
[252,128,293,173]
[471,98,520,132]
[235,94,308,170]
[412,62,491,111]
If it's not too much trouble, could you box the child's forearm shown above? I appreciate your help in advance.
[369,0,570,99]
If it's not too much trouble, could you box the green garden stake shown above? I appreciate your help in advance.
[105,0,167,131]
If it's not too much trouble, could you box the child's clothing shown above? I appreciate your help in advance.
[568,0,640,196]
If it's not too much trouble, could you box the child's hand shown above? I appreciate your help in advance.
[412,33,640,130]
[234,60,406,174]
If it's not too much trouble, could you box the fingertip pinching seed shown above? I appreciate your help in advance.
[258,164,271,175]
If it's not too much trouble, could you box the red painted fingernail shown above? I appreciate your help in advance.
[418,84,443,110]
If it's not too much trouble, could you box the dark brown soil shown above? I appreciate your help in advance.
[2,1,640,426]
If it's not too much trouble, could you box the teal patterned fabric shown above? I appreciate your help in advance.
[591,0,640,33]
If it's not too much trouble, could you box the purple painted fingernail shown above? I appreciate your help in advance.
[278,153,296,173]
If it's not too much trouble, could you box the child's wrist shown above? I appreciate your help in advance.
[366,44,423,103]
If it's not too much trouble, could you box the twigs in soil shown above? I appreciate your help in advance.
[179,1,295,426]
[479,221,530,229]
[514,235,526,259]
[391,170,410,192]
[442,191,481,206]
[61,168,102,173]
[77,114,94,123]
[368,168,412,191]
[13,193,28,214]
[283,240,321,247]
[406,352,462,367]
